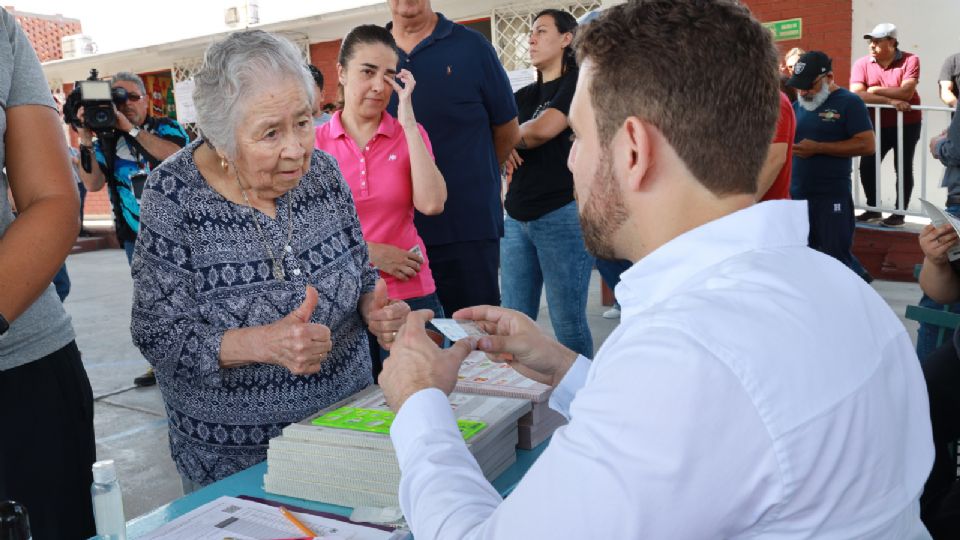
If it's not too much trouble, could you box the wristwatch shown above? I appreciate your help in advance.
[0,312,9,336]
[127,126,141,138]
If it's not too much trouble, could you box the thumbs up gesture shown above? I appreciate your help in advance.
[263,286,332,375]
[360,279,411,350]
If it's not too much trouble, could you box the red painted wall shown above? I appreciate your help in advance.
[309,40,343,109]
[743,0,854,87]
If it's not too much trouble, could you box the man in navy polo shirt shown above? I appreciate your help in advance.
[387,0,520,316]
[787,51,875,273]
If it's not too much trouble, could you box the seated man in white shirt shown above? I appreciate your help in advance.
[377,1,934,538]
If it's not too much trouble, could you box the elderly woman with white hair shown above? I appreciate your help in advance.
[130,29,409,490]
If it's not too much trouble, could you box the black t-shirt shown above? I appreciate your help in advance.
[940,53,960,100]
[504,68,577,222]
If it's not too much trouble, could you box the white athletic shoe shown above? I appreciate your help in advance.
[602,304,621,319]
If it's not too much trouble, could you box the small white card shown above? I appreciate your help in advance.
[430,318,488,342]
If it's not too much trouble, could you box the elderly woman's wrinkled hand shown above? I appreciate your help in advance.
[919,223,959,266]
[361,279,412,350]
[263,286,333,375]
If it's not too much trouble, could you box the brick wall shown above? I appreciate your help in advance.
[743,0,853,87]
[309,40,343,108]
[8,7,82,62]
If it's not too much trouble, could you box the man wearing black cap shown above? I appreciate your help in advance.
[787,51,875,271]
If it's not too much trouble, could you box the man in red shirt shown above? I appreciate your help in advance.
[757,91,796,201]
[851,22,921,227]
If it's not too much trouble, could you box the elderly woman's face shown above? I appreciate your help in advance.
[233,79,314,198]
[338,42,399,119]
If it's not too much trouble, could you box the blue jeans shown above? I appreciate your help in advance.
[501,202,594,357]
[52,264,70,301]
[917,204,960,364]
[595,258,632,303]
[123,240,136,266]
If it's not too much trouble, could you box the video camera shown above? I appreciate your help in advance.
[63,69,131,131]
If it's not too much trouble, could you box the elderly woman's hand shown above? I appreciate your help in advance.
[261,286,333,375]
[919,223,959,266]
[360,279,412,350]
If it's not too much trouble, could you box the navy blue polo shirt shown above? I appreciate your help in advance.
[791,88,873,199]
[387,13,517,246]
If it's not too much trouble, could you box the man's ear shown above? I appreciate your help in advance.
[619,117,651,193]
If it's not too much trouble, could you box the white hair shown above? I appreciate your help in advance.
[193,30,315,158]
[112,71,145,94]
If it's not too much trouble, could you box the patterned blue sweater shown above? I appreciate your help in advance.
[131,140,376,485]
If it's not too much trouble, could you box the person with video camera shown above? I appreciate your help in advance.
[76,71,188,387]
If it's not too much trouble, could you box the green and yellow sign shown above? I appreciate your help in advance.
[763,18,802,42]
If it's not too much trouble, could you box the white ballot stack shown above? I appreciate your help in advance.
[264,385,530,509]
[455,351,568,449]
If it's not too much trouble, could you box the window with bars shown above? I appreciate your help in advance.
[492,1,601,72]
[171,33,311,135]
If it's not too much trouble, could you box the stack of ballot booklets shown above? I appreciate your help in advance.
[264,385,530,509]
[455,351,568,449]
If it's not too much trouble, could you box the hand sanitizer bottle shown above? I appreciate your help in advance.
[91,460,126,540]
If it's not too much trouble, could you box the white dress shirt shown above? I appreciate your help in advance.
[390,201,934,539]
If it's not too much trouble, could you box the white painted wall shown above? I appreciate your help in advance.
[852,0,960,212]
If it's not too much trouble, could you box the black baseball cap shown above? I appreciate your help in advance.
[786,51,832,90]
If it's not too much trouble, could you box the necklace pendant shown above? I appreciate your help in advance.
[273,261,286,281]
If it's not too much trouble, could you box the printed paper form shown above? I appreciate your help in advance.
[139,495,404,539]
[920,199,960,261]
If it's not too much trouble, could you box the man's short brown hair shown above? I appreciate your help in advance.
[575,0,780,196]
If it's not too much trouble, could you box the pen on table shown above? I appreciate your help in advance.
[279,506,319,537]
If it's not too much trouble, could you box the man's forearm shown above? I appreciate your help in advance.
[869,85,916,102]
[810,139,872,158]
[134,130,181,162]
[854,90,893,105]
[77,147,106,192]
[492,118,520,166]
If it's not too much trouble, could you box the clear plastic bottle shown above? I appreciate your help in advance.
[91,460,126,540]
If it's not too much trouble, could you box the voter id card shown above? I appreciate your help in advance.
[429,318,488,342]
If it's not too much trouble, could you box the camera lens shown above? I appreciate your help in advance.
[94,110,110,124]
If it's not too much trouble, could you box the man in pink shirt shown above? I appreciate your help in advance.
[851,22,921,227]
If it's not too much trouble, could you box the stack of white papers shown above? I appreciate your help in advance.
[455,351,567,449]
[140,495,406,539]
[264,385,530,509]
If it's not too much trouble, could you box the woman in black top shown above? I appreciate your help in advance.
[501,9,594,356]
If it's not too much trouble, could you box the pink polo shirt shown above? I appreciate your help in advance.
[315,111,436,301]
[851,50,921,128]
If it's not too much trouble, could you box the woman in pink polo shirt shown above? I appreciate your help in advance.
[315,25,446,366]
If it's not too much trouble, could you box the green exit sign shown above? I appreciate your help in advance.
[763,18,802,41]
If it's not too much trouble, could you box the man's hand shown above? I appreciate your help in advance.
[361,279,411,350]
[931,131,947,159]
[453,305,579,388]
[368,243,422,281]
[260,286,332,375]
[889,98,912,112]
[379,310,475,411]
[792,139,820,159]
[919,223,959,265]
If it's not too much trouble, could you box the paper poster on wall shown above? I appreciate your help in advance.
[173,78,197,124]
[507,68,536,92]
